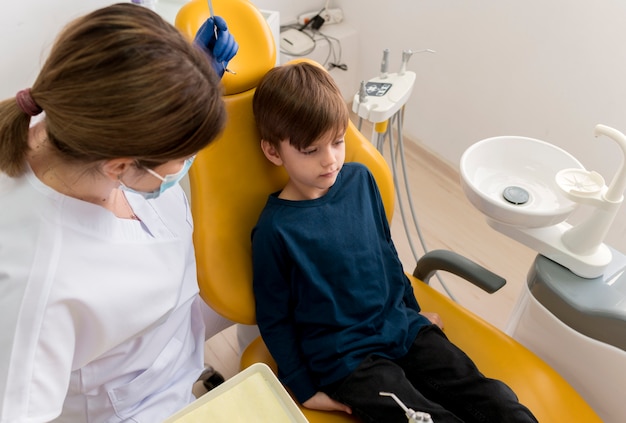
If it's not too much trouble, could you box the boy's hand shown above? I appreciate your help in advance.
[421,311,444,330]
[303,392,352,414]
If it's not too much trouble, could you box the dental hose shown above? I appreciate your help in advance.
[385,109,458,302]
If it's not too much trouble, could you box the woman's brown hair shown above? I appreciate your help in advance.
[252,62,348,151]
[0,3,226,177]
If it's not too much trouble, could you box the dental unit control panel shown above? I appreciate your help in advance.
[353,48,434,124]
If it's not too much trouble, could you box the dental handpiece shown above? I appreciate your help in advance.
[379,392,433,422]
[358,80,368,103]
[380,48,390,79]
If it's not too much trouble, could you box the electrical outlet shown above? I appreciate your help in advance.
[297,8,343,26]
[297,11,318,26]
[321,8,343,25]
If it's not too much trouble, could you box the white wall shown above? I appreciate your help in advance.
[0,1,117,98]
[251,0,326,25]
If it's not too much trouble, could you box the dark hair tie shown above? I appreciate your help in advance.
[16,89,43,116]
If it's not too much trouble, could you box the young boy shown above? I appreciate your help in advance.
[251,62,537,423]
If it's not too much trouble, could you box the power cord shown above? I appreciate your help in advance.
[279,23,348,71]
[298,7,326,31]
[329,63,348,71]
[312,31,347,71]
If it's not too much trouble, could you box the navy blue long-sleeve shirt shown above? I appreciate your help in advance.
[251,163,430,403]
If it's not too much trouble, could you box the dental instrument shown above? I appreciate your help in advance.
[380,48,390,79]
[207,0,214,20]
[358,80,368,104]
[207,0,236,74]
[379,392,433,423]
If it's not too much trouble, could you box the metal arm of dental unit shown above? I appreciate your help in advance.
[490,124,626,278]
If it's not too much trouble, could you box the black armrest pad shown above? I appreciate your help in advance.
[412,250,506,293]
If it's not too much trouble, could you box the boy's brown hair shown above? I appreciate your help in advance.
[252,62,348,150]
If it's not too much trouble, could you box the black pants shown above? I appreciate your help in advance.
[322,325,538,423]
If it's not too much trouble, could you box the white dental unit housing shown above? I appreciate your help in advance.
[460,125,626,422]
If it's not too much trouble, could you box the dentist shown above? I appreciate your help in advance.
[0,3,237,422]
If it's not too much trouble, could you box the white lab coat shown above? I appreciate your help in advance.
[0,166,223,422]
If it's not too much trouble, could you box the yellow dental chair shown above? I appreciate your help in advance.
[176,1,601,421]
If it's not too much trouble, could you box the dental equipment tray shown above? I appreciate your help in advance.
[163,363,309,422]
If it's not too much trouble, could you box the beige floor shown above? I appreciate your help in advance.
[200,118,537,383]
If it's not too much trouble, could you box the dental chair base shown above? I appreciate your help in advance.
[506,252,626,422]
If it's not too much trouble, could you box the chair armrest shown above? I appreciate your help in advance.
[412,249,506,293]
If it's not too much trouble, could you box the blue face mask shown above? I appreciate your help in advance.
[120,156,195,200]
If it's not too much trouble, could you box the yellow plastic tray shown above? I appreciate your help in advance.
[164,363,309,422]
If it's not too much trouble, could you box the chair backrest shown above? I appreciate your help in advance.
[189,100,393,324]
[176,1,394,323]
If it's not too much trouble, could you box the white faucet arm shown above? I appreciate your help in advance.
[594,124,626,202]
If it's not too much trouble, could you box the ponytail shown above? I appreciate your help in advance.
[0,97,34,176]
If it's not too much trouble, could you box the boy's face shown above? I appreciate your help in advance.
[263,130,346,201]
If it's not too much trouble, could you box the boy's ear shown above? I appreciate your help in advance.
[260,139,283,166]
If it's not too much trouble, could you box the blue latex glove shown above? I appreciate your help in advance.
[194,16,239,77]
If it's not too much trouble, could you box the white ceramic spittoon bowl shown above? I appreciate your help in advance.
[460,136,585,228]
